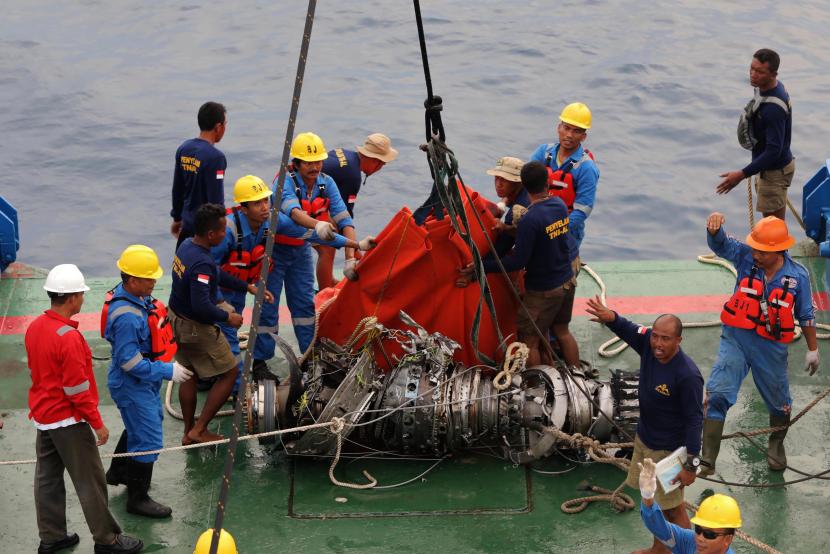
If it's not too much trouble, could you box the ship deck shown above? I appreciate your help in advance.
[2,257,829,553]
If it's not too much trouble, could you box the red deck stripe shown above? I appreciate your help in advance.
[2,292,828,335]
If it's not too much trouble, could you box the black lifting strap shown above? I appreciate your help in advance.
[414,0,445,143]
[207,2,318,554]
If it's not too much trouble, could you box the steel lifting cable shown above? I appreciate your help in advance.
[206,2,318,553]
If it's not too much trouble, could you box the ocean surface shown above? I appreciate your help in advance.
[3,0,829,275]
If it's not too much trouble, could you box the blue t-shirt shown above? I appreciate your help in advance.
[482,196,574,291]
[743,81,793,177]
[171,138,227,232]
[322,148,362,217]
[708,228,814,324]
[607,314,704,455]
[640,502,735,554]
[169,238,247,324]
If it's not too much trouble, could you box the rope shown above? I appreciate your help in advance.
[206,2,318,551]
[545,427,780,552]
[493,342,528,391]
[747,176,756,228]
[722,384,830,440]
[327,417,377,489]
[412,0,445,143]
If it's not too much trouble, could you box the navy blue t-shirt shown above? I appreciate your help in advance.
[169,238,247,324]
[743,81,793,177]
[321,148,362,217]
[171,138,227,233]
[491,188,531,258]
[607,314,704,455]
[482,196,573,291]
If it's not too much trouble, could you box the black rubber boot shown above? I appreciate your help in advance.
[106,430,129,486]
[94,534,143,554]
[252,359,280,382]
[699,418,725,477]
[126,460,172,518]
[768,413,790,471]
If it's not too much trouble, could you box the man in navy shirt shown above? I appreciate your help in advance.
[458,161,574,367]
[169,204,273,444]
[586,296,703,554]
[717,49,794,220]
[315,133,397,289]
[171,101,228,248]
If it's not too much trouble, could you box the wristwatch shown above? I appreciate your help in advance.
[684,455,701,472]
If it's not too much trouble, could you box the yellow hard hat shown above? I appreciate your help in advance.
[559,102,592,130]
[290,132,328,162]
[116,244,163,280]
[193,529,237,554]
[745,216,795,252]
[233,175,272,204]
[690,494,742,529]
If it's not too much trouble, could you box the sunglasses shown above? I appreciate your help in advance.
[694,525,730,540]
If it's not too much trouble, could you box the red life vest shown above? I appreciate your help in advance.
[100,290,178,362]
[756,279,796,343]
[275,172,330,246]
[220,207,271,283]
[545,148,594,212]
[720,267,763,329]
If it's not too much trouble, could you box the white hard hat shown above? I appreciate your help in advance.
[44,264,91,293]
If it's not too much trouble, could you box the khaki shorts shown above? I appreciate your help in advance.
[756,158,795,213]
[517,284,569,338]
[625,435,684,509]
[169,307,237,379]
[553,257,580,326]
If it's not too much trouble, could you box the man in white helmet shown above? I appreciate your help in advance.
[27,264,143,554]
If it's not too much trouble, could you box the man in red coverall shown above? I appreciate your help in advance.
[27,264,143,554]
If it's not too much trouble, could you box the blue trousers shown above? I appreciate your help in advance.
[218,291,247,393]
[257,243,316,359]
[706,325,791,420]
[110,385,163,463]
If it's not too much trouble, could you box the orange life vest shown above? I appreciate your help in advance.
[756,279,796,343]
[720,267,763,329]
[100,290,177,362]
[221,207,271,283]
[275,172,330,246]
[545,149,594,212]
[720,269,797,343]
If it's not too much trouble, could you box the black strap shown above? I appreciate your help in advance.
[230,208,243,256]
[208,2,318,553]
[413,0,445,143]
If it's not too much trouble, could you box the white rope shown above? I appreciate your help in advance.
[327,417,377,489]
[493,342,528,390]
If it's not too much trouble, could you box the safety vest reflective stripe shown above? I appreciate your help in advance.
[56,325,75,336]
[63,380,90,396]
[121,352,143,372]
[573,203,593,216]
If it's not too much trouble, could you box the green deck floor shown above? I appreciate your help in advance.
[2,259,829,552]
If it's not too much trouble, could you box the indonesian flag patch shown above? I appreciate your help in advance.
[637,326,648,335]
[216,170,225,180]
[197,274,211,285]
[348,194,357,203]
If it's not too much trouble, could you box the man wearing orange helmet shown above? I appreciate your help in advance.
[701,213,818,476]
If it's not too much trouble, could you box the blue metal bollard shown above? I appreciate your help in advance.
[0,196,19,272]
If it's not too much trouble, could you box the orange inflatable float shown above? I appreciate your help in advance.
[315,184,518,370]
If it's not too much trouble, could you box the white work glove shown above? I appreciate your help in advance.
[358,235,377,251]
[638,458,657,500]
[496,201,507,216]
[512,204,528,224]
[171,362,194,383]
[315,220,336,241]
[805,349,820,376]
[344,258,359,281]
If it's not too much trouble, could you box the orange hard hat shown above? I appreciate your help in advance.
[745,216,795,252]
